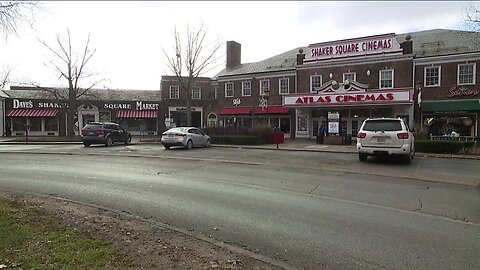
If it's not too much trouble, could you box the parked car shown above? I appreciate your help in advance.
[356,117,415,164]
[161,127,211,150]
[81,122,132,147]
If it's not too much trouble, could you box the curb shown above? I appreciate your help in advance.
[1,141,479,160]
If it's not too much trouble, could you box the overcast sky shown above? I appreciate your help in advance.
[1,1,477,90]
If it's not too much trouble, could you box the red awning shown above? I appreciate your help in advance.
[254,105,290,114]
[116,110,157,118]
[219,107,252,115]
[7,109,58,117]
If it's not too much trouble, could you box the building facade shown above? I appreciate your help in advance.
[214,29,480,141]
[160,76,219,129]
[2,28,479,142]
[3,87,164,136]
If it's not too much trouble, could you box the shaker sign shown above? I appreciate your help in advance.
[305,33,402,61]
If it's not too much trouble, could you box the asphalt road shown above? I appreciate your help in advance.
[0,144,479,270]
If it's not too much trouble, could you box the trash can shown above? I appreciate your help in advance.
[271,132,284,144]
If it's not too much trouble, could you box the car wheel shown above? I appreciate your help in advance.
[83,142,91,147]
[205,139,211,148]
[164,145,171,150]
[105,136,113,147]
[186,140,193,150]
[358,153,368,162]
[125,136,131,145]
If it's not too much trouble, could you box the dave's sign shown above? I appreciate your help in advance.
[305,33,402,61]
[283,90,411,107]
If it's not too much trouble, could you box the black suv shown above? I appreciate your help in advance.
[81,122,131,147]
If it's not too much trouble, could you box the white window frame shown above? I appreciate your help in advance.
[458,63,476,85]
[169,85,179,99]
[379,69,394,89]
[424,66,441,87]
[192,88,201,99]
[310,75,322,92]
[343,72,356,83]
[260,79,270,96]
[225,82,234,97]
[279,78,289,95]
[242,81,251,96]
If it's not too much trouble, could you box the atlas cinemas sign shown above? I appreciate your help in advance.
[283,90,412,107]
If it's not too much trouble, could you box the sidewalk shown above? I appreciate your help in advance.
[1,136,479,160]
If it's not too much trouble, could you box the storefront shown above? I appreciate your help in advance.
[4,97,162,136]
[284,83,413,139]
[422,99,480,138]
[166,106,204,128]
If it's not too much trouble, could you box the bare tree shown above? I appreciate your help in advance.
[162,23,222,127]
[462,2,480,32]
[0,66,10,89]
[0,1,37,38]
[37,29,104,137]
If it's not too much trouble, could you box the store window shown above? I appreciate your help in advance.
[99,112,111,122]
[225,82,234,97]
[12,118,27,131]
[343,72,356,83]
[458,63,475,85]
[351,120,359,137]
[170,85,179,99]
[279,78,289,94]
[119,119,157,132]
[208,113,217,126]
[242,81,251,96]
[29,118,42,131]
[379,69,394,88]
[45,118,58,131]
[192,88,201,99]
[260,79,270,96]
[310,75,322,92]
[424,66,440,87]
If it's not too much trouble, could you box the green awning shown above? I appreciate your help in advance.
[422,99,480,112]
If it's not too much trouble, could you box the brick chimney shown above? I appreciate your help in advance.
[400,34,413,55]
[297,48,305,65]
[226,41,241,68]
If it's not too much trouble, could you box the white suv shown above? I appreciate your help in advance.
[356,118,415,164]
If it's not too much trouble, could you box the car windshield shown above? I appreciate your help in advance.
[83,123,102,130]
[363,120,402,131]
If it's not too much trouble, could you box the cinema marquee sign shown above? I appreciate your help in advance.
[305,33,402,61]
[283,90,412,107]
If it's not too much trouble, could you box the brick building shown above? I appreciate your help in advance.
[214,29,480,141]
[160,76,218,128]
[2,28,479,141]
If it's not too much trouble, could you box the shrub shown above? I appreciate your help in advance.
[248,125,273,143]
[210,135,263,145]
[415,140,475,154]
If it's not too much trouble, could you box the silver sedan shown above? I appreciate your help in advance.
[160,127,211,150]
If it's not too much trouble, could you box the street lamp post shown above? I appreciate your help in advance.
[264,89,270,127]
[415,81,422,132]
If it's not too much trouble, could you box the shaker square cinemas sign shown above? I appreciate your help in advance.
[283,90,412,107]
[305,33,402,61]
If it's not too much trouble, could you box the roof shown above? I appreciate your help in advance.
[216,29,480,79]
[4,86,162,101]
[396,28,480,58]
[216,47,306,78]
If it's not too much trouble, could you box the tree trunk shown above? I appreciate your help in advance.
[186,97,192,127]
[67,86,76,137]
